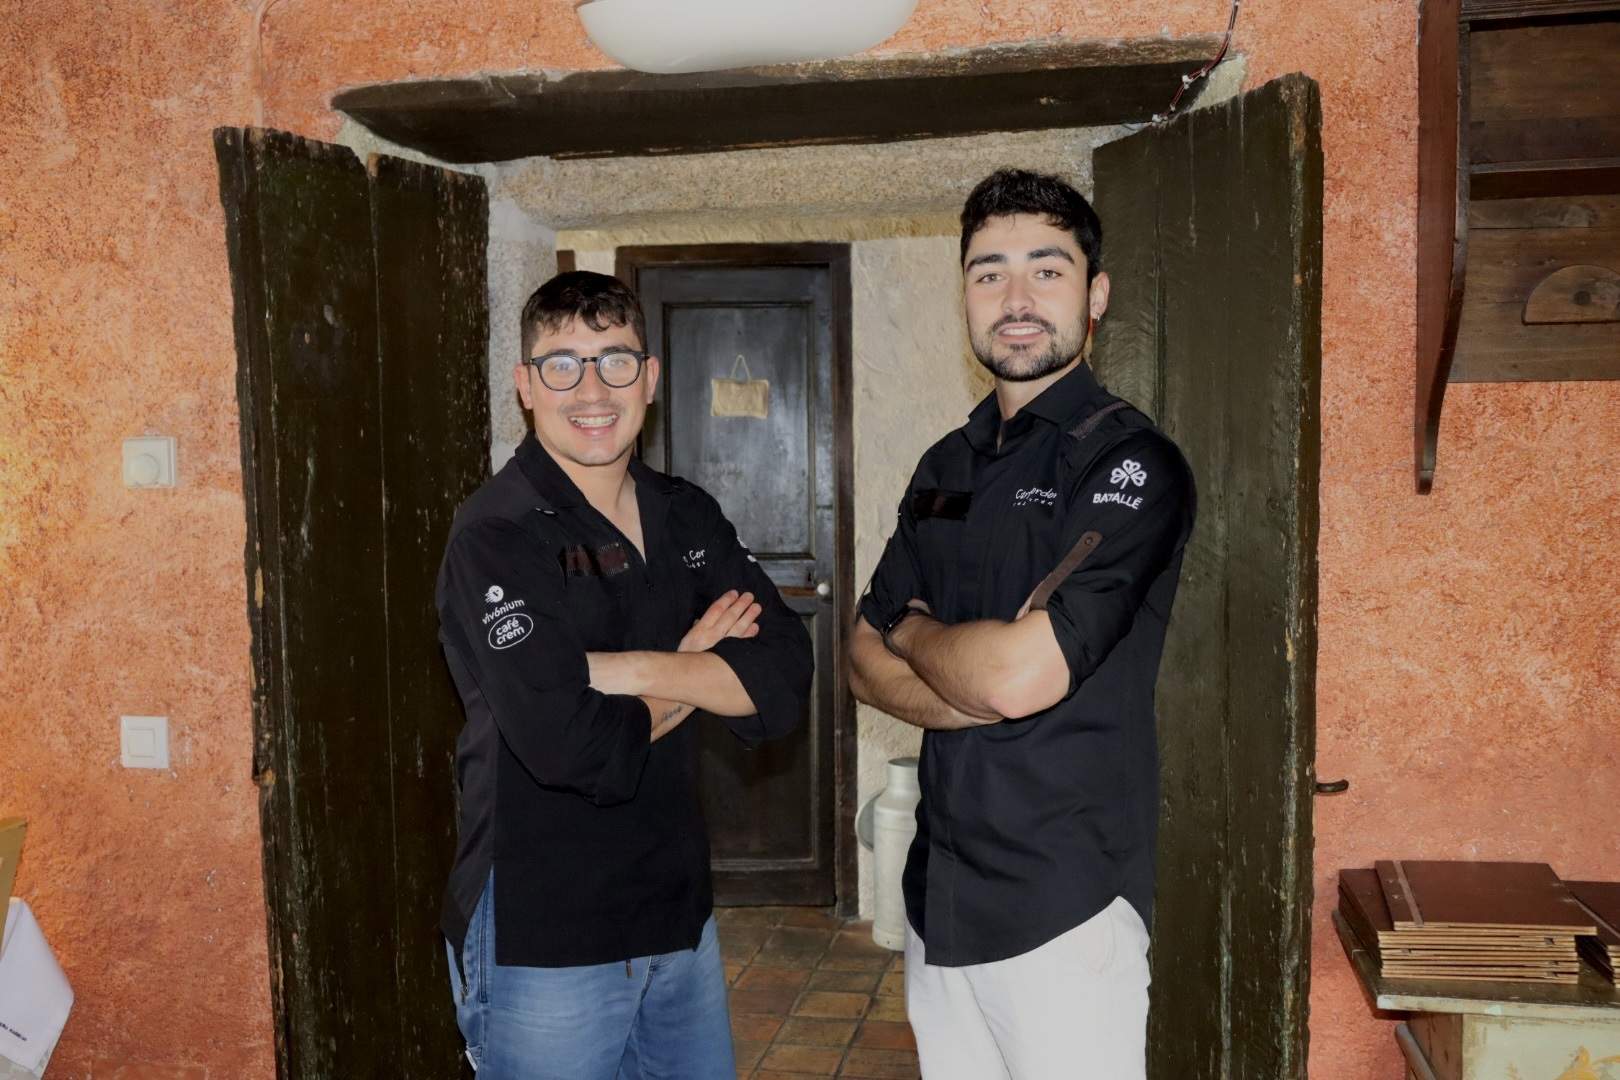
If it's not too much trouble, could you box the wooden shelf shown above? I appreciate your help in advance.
[1470,158,1620,200]
[1463,0,1620,19]
[1414,1,1620,492]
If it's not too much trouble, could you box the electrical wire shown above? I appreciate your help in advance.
[1151,0,1241,125]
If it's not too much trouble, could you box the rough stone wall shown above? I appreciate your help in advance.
[0,3,275,1077]
[847,237,994,916]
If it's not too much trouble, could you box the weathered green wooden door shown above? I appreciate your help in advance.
[1092,74,1324,1078]
[215,128,490,1079]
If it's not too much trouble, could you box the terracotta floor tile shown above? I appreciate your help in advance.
[775,1016,858,1048]
[829,929,892,957]
[853,1021,916,1051]
[768,927,837,950]
[733,1040,770,1070]
[726,909,916,1078]
[733,1013,785,1042]
[91,1068,206,1080]
[793,990,871,1019]
[719,906,786,927]
[839,1047,922,1079]
[736,965,813,992]
[864,995,908,1023]
[730,986,800,1016]
[778,907,845,929]
[759,1043,844,1075]
[806,968,881,993]
[722,924,774,947]
[754,949,825,971]
[816,952,889,972]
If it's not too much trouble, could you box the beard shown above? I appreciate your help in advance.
[969,314,1087,383]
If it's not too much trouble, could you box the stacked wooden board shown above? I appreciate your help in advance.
[1568,881,1620,983]
[1338,861,1597,984]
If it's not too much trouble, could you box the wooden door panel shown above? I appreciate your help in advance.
[370,154,491,1078]
[217,128,488,1079]
[219,130,398,1076]
[1092,74,1322,1079]
[709,604,835,904]
[664,301,815,558]
[626,249,848,908]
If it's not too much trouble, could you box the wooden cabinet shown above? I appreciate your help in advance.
[1414,0,1620,492]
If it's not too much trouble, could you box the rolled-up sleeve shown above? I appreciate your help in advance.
[696,498,813,746]
[1038,434,1196,695]
[856,473,928,634]
[438,520,651,805]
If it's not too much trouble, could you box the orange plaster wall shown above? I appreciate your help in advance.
[4,0,1615,1075]
[0,2,274,1077]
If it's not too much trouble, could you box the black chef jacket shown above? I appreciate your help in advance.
[437,433,812,968]
[859,362,1195,967]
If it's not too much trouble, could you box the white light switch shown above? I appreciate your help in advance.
[120,715,170,770]
[123,436,176,489]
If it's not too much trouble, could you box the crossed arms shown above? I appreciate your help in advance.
[587,589,766,742]
[438,513,811,806]
[848,600,1072,730]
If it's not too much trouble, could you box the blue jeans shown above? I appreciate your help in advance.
[445,877,736,1079]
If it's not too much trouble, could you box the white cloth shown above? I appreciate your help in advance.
[0,900,74,1076]
[904,896,1151,1080]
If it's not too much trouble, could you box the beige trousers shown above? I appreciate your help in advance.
[904,896,1151,1080]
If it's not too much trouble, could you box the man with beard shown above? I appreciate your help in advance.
[849,169,1196,1079]
[436,271,812,1078]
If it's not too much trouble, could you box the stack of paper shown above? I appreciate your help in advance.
[1338,861,1592,984]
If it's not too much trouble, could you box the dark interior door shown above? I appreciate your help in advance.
[622,245,854,908]
[1092,75,1324,1078]
[215,128,489,1078]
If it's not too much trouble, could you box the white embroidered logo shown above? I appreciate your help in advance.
[487,613,534,650]
[1013,486,1057,508]
[1110,459,1148,490]
[484,585,504,604]
[683,549,707,570]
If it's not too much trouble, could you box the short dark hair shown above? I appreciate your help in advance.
[520,270,647,358]
[959,169,1102,283]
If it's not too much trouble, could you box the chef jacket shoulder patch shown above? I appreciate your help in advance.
[487,610,534,650]
[1092,456,1149,511]
[482,595,532,649]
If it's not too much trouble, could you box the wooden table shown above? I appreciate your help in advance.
[1335,912,1620,1079]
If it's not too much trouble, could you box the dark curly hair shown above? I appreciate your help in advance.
[959,169,1102,283]
[520,271,647,358]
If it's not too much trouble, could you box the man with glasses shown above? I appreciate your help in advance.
[851,170,1196,1078]
[435,271,812,1078]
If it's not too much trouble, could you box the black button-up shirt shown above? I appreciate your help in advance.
[859,363,1195,967]
[437,434,812,967]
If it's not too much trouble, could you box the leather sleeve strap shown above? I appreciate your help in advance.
[1028,530,1102,611]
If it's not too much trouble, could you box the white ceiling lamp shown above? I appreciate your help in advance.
[578,0,920,75]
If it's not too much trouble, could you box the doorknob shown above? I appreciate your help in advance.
[815,581,831,598]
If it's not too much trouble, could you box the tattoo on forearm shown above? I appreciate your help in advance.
[659,706,684,726]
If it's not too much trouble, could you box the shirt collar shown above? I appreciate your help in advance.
[513,432,674,510]
[961,362,1112,454]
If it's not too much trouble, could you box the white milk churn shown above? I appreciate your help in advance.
[867,756,921,950]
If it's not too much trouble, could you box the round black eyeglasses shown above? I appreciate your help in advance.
[525,349,649,391]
